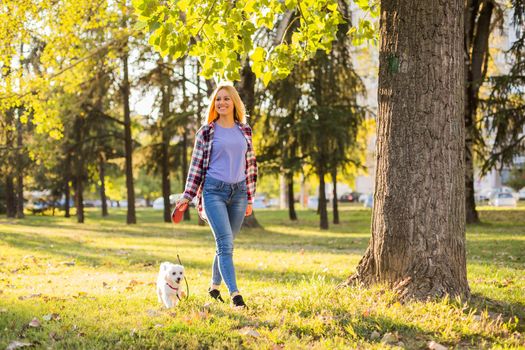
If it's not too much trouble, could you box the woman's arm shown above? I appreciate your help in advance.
[182,127,206,202]
[244,125,258,205]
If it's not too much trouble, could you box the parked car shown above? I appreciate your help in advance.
[339,192,354,202]
[306,196,330,210]
[518,187,525,201]
[26,200,51,214]
[152,194,196,210]
[489,192,518,207]
[253,196,268,209]
[358,193,371,203]
[362,194,373,208]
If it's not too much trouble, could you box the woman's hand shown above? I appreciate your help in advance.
[176,197,190,211]
[245,204,253,217]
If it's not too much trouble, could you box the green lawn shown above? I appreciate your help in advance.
[0,207,523,349]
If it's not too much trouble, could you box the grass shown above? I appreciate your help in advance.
[0,205,524,349]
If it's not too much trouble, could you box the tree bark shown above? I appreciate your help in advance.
[5,108,16,218]
[161,128,171,223]
[74,117,84,224]
[181,64,190,221]
[332,167,339,225]
[464,0,493,224]
[15,113,24,219]
[5,176,16,218]
[121,51,136,224]
[343,0,470,300]
[64,153,71,218]
[182,131,191,221]
[287,172,297,221]
[318,168,328,230]
[99,153,108,217]
[238,59,261,229]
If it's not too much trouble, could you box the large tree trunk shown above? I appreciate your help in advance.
[99,153,108,217]
[464,0,493,224]
[121,51,136,224]
[15,113,24,219]
[318,168,328,230]
[332,167,339,225]
[343,0,470,300]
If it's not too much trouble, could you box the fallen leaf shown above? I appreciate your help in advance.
[428,341,448,350]
[49,332,62,341]
[43,313,60,322]
[381,332,397,344]
[6,341,32,350]
[362,308,371,317]
[146,309,161,317]
[28,317,41,328]
[240,328,260,338]
[61,261,75,266]
[370,330,380,340]
[18,293,41,300]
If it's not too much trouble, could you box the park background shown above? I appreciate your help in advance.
[1,0,525,349]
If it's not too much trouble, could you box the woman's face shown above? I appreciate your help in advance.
[215,89,234,118]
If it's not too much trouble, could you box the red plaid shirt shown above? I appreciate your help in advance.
[182,122,258,221]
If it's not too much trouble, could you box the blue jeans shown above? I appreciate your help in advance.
[203,176,248,295]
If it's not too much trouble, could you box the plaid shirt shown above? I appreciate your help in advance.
[182,122,258,221]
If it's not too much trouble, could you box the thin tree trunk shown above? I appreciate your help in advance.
[287,172,297,221]
[343,0,469,300]
[121,50,136,224]
[5,108,16,218]
[332,167,339,224]
[318,168,328,230]
[237,59,261,229]
[182,131,190,221]
[181,63,190,221]
[99,153,108,217]
[64,153,71,218]
[5,176,16,218]
[15,112,24,219]
[159,68,172,224]
[464,0,493,224]
[161,127,171,223]
[74,117,84,224]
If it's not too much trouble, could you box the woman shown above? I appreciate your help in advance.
[175,82,257,308]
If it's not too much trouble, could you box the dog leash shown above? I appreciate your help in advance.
[177,254,190,300]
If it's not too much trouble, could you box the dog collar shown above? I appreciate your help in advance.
[166,282,178,291]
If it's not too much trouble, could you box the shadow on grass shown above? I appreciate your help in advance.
[469,293,525,332]
[1,294,517,350]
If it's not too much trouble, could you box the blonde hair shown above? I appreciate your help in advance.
[206,82,247,124]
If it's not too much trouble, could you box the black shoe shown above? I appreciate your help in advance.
[232,295,247,308]
[208,288,225,303]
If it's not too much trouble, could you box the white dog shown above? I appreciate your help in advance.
[156,262,185,308]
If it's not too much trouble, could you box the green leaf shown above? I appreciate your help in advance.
[251,47,266,62]
[263,71,273,86]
